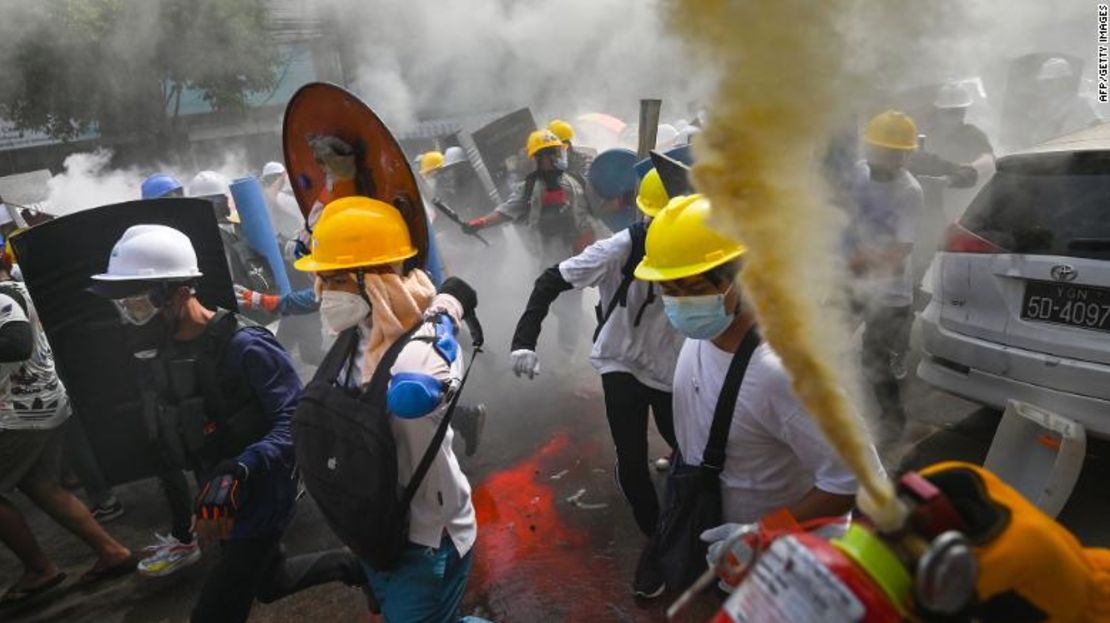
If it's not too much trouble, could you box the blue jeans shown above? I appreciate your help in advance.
[362,534,487,623]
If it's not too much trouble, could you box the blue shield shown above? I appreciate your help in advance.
[587,148,638,200]
[230,177,292,296]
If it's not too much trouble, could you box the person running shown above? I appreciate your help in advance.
[89,224,362,622]
[632,195,875,598]
[509,167,683,538]
[0,280,135,605]
[294,196,488,622]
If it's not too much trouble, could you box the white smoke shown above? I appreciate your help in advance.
[316,0,710,132]
[42,149,256,215]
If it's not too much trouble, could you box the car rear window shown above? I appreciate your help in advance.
[961,153,1110,259]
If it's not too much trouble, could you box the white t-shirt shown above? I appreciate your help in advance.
[673,339,871,524]
[558,228,685,391]
[0,285,69,430]
[847,163,923,308]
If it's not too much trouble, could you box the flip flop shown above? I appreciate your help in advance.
[0,572,67,606]
[77,556,138,586]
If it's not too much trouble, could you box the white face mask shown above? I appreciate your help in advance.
[319,290,370,334]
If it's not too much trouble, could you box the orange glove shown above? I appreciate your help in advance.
[234,285,280,314]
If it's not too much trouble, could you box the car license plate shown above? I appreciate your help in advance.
[1022,280,1110,332]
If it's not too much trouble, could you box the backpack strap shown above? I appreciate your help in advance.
[399,316,483,509]
[565,170,594,215]
[312,327,360,386]
[592,221,649,342]
[521,172,539,214]
[361,324,422,404]
[700,329,761,473]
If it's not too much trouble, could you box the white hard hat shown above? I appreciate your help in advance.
[1038,57,1073,81]
[188,170,230,198]
[91,225,202,282]
[934,83,973,109]
[443,146,467,168]
[655,124,678,149]
[262,161,286,178]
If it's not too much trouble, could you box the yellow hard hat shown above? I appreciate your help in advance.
[526,130,565,159]
[636,169,669,218]
[634,194,746,282]
[863,110,918,151]
[294,196,418,273]
[548,119,575,143]
[418,151,445,176]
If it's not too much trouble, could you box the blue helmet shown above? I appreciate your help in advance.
[140,173,184,200]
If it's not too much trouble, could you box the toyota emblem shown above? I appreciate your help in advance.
[1051,264,1077,282]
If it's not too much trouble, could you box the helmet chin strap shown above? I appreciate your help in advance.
[354,269,375,319]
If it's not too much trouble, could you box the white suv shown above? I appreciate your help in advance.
[917,123,1110,437]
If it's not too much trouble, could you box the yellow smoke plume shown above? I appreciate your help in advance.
[664,0,901,525]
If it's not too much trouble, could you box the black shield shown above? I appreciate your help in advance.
[469,107,538,201]
[10,199,235,485]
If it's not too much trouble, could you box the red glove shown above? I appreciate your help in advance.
[234,285,280,314]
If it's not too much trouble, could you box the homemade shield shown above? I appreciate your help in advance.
[229,176,291,296]
[470,107,539,201]
[282,82,429,269]
[587,148,639,200]
[10,199,235,485]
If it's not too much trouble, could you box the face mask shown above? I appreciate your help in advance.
[662,286,735,339]
[319,289,370,334]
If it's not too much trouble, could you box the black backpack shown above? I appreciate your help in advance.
[592,220,654,342]
[293,323,461,570]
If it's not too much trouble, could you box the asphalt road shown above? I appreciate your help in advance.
[3,301,1108,621]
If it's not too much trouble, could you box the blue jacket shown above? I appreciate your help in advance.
[215,327,300,540]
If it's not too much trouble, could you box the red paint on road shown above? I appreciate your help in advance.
[468,433,629,620]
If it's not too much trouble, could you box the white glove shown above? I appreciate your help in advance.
[511,349,540,379]
[700,523,757,571]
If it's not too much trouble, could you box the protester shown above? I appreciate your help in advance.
[509,167,683,538]
[140,173,184,200]
[0,278,135,605]
[632,195,871,598]
[844,110,925,444]
[293,196,487,621]
[466,130,596,358]
[1028,57,1101,146]
[89,224,362,622]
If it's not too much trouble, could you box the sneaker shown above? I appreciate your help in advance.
[90,497,125,523]
[137,533,202,578]
[632,542,665,599]
[455,404,486,457]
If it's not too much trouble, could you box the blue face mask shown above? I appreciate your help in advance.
[662,286,735,339]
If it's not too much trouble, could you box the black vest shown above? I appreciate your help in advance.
[140,309,269,471]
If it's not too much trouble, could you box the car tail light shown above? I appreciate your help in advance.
[943,222,1004,253]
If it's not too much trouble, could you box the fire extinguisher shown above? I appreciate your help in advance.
[673,470,980,622]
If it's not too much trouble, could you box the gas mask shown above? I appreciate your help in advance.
[110,286,182,358]
[112,293,161,326]
[662,284,736,339]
